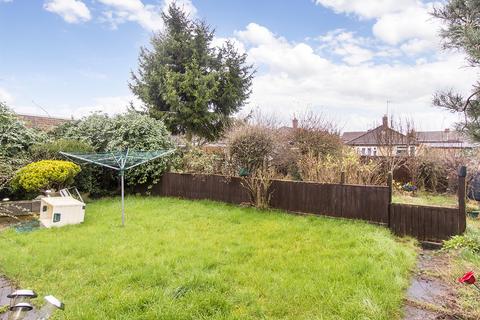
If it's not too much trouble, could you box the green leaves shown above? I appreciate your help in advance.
[58,111,176,188]
[229,126,276,172]
[0,103,44,194]
[130,3,253,142]
[12,160,81,193]
[432,1,480,140]
[0,102,43,158]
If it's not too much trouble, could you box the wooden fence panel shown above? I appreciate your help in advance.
[390,203,461,242]
[140,172,466,242]
[152,174,391,225]
[148,173,250,205]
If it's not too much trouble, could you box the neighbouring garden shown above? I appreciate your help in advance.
[0,197,417,319]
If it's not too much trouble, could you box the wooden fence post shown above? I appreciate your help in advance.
[387,172,393,227]
[458,166,467,233]
[340,172,346,185]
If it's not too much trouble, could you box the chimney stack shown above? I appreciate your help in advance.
[292,115,298,129]
[382,115,388,128]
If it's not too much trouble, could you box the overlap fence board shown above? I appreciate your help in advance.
[390,203,461,241]
[164,174,390,224]
[147,173,390,224]
[148,173,250,204]
[140,172,466,242]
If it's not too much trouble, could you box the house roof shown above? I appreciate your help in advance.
[416,130,464,143]
[344,125,413,146]
[342,126,477,147]
[16,113,71,131]
[341,131,365,143]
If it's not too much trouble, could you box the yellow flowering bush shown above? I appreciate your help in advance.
[12,160,81,192]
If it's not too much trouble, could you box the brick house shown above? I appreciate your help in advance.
[342,115,476,157]
[342,115,417,156]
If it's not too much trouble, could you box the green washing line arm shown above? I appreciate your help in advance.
[59,151,120,171]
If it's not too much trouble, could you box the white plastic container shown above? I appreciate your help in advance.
[39,197,85,228]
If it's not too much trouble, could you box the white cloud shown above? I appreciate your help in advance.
[236,22,280,46]
[334,44,374,65]
[315,0,418,19]
[0,87,13,104]
[316,30,377,65]
[44,0,91,24]
[71,95,142,119]
[372,4,439,46]
[400,39,436,56]
[237,23,330,78]
[98,0,196,31]
[211,37,246,54]
[232,23,477,130]
[316,1,441,56]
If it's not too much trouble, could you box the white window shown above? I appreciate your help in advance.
[396,146,407,155]
[367,148,372,156]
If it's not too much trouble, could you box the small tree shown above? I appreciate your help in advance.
[372,116,417,176]
[432,1,480,141]
[227,124,278,208]
[0,102,42,157]
[241,160,276,210]
[291,112,343,160]
[130,3,253,142]
[0,103,41,198]
[228,124,276,174]
[12,160,81,193]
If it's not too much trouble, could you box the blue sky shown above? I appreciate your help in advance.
[0,0,477,131]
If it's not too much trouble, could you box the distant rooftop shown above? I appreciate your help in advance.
[16,113,72,131]
[341,116,476,149]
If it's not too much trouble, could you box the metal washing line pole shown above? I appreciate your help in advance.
[60,148,175,226]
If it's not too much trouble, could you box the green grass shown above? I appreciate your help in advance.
[0,197,416,319]
[393,191,478,212]
[393,192,459,207]
[443,219,480,317]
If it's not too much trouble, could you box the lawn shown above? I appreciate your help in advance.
[393,191,459,207]
[393,191,478,211]
[0,197,416,319]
